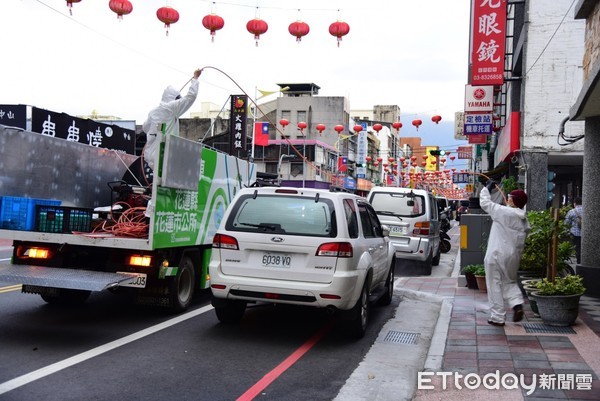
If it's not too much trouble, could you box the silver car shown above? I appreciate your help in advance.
[209,187,395,338]
[367,187,441,274]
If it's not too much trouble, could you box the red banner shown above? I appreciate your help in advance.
[470,0,507,86]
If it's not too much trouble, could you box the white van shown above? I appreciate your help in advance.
[367,187,441,274]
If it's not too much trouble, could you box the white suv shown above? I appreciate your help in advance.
[209,187,395,338]
[367,187,441,274]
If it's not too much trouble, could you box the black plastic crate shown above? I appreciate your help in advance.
[35,205,93,233]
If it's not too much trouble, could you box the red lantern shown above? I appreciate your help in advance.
[412,119,422,131]
[374,162,379,167]
[202,13,225,42]
[316,123,326,135]
[421,162,427,167]
[66,0,80,15]
[377,157,383,162]
[450,155,456,161]
[329,20,350,47]
[431,115,442,124]
[246,18,268,47]
[373,123,383,133]
[297,121,307,133]
[353,125,363,133]
[280,119,289,129]
[422,155,428,160]
[366,156,372,163]
[157,7,179,36]
[400,157,406,163]
[334,124,344,134]
[388,157,395,163]
[410,156,417,162]
[289,21,310,43]
[392,121,403,131]
[109,0,133,20]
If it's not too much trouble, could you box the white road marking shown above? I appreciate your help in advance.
[0,304,214,395]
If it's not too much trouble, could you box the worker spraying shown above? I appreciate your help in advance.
[142,68,202,170]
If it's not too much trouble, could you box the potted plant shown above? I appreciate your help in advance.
[473,265,487,293]
[462,264,482,290]
[530,275,586,326]
[519,208,575,281]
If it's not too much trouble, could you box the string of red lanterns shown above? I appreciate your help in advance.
[65,2,350,45]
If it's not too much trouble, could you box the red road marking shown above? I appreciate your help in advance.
[236,321,335,401]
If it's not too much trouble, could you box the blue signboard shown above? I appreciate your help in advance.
[464,113,492,135]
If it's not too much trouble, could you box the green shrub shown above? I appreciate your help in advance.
[535,275,585,296]
[463,264,483,274]
[520,208,575,274]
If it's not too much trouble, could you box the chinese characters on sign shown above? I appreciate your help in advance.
[0,104,27,129]
[457,146,473,159]
[470,0,507,85]
[155,189,199,240]
[229,95,248,158]
[465,113,493,134]
[30,107,135,153]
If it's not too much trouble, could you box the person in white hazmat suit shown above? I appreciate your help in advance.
[142,68,202,170]
[480,182,530,326]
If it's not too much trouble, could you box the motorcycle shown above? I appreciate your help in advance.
[439,209,452,253]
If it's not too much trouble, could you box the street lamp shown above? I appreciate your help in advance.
[278,154,295,185]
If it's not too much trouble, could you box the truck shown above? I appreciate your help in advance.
[0,124,255,312]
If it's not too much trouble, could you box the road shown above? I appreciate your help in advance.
[0,224,459,401]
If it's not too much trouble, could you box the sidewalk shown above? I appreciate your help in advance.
[405,247,600,400]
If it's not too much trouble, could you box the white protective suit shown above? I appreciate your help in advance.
[480,186,530,323]
[142,78,199,170]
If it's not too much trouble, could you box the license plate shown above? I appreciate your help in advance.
[389,226,408,236]
[262,253,292,268]
[118,272,147,288]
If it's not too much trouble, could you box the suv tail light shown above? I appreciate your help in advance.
[413,221,430,236]
[316,242,353,258]
[212,234,239,250]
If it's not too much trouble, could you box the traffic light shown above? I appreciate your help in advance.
[429,149,446,156]
[547,171,556,202]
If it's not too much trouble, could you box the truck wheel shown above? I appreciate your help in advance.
[378,260,395,306]
[348,282,370,339]
[168,256,195,313]
[215,300,246,324]
[41,289,91,306]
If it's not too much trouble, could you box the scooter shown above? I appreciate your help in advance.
[439,210,452,253]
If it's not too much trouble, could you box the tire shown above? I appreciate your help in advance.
[432,246,441,266]
[214,299,247,324]
[41,289,91,306]
[349,282,370,339]
[378,260,395,306]
[440,239,451,253]
[168,256,196,313]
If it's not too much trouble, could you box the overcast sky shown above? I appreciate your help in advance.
[2,0,471,151]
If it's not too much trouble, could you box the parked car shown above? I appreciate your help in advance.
[209,187,396,338]
[367,187,441,274]
[435,195,450,215]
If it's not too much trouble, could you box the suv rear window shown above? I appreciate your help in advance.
[369,192,426,217]
[225,194,336,237]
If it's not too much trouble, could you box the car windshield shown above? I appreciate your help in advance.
[225,194,336,237]
[370,192,425,217]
